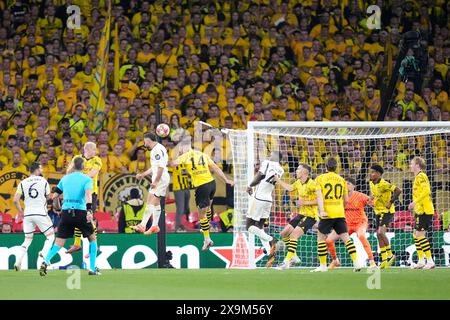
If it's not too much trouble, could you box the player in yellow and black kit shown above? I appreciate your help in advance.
[409,157,435,269]
[313,157,361,272]
[171,138,233,251]
[65,142,102,254]
[274,163,319,269]
[170,162,192,232]
[369,164,402,269]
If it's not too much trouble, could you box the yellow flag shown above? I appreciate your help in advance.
[113,21,120,91]
[89,0,111,133]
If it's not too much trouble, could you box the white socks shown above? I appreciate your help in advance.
[140,205,153,227]
[16,237,33,267]
[41,233,55,258]
[248,225,273,253]
[152,206,161,227]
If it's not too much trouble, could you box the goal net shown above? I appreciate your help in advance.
[228,122,450,269]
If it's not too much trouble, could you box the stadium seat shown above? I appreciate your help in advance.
[433,213,442,231]
[189,211,199,223]
[392,211,415,231]
[271,212,288,227]
[165,212,176,231]
[165,197,175,205]
[12,221,23,233]
[0,213,13,225]
[94,212,112,221]
[97,220,118,233]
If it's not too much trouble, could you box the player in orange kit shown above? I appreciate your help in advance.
[326,177,377,269]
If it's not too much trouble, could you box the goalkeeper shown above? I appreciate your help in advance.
[40,157,99,276]
[326,177,377,269]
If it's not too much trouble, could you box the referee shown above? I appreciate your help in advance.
[40,157,100,276]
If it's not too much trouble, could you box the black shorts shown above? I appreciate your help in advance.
[415,214,433,231]
[375,213,394,228]
[195,180,216,209]
[57,209,95,239]
[289,214,302,227]
[318,218,348,235]
[297,215,317,233]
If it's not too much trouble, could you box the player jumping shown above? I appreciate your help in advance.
[246,151,283,268]
[13,163,55,271]
[408,157,435,269]
[170,136,233,250]
[326,177,377,269]
[369,164,402,269]
[132,132,171,235]
[274,163,319,269]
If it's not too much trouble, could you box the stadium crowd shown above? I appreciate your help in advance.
[0,0,449,233]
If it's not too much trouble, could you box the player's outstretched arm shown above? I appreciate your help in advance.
[136,167,152,179]
[209,161,234,186]
[274,175,294,192]
[247,172,264,195]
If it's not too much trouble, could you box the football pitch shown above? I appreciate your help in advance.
[1,268,450,300]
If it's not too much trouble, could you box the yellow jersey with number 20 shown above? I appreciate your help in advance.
[315,172,348,219]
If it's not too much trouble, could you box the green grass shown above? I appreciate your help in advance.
[1,268,450,300]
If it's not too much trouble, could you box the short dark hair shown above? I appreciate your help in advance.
[299,163,311,174]
[144,132,158,141]
[371,164,384,175]
[29,162,41,173]
[345,176,356,186]
[326,157,338,172]
[74,156,85,170]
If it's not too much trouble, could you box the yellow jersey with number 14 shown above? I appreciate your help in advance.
[71,154,102,194]
[315,172,348,219]
[176,149,214,188]
[413,171,434,215]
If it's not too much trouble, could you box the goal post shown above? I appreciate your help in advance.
[228,121,450,269]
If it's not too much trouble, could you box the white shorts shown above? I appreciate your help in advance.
[23,215,53,235]
[247,197,272,221]
[149,172,170,197]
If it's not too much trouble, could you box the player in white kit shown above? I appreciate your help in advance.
[246,151,284,267]
[13,162,55,271]
[132,132,170,235]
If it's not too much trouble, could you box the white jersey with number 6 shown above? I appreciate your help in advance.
[16,175,50,216]
[254,160,284,202]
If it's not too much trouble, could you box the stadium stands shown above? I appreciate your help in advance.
[0,0,448,233]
